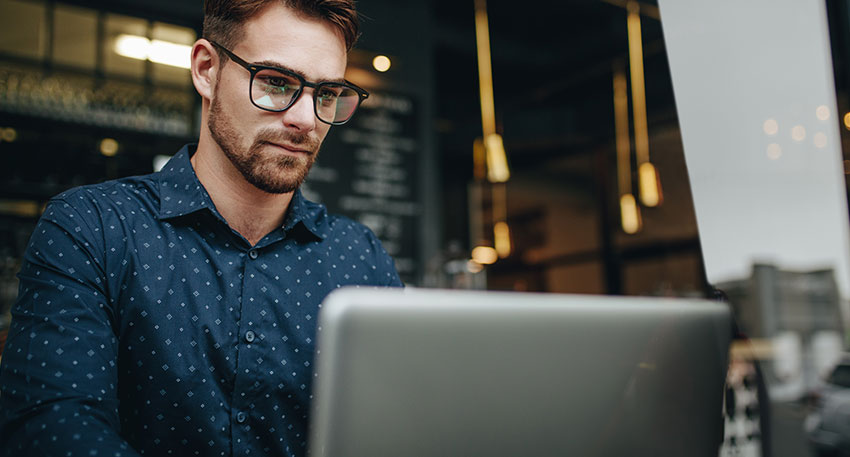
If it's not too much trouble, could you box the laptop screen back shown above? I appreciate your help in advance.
[309,288,731,457]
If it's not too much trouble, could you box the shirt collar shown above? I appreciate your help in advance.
[157,144,326,241]
[283,187,327,241]
[157,144,216,220]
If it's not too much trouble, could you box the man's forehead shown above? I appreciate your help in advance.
[237,5,348,80]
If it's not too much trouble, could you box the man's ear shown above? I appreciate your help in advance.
[191,39,218,101]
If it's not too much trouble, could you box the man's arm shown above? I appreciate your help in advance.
[361,225,404,287]
[0,198,140,457]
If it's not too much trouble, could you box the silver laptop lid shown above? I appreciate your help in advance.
[309,287,731,457]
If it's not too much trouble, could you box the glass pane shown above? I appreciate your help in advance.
[53,4,97,70]
[330,88,360,122]
[151,22,194,87]
[0,0,46,60]
[253,69,299,109]
[103,13,146,79]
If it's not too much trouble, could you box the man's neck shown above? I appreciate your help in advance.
[191,139,293,246]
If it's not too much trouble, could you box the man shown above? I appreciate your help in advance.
[0,1,401,456]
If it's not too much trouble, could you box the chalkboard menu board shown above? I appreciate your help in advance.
[302,92,420,284]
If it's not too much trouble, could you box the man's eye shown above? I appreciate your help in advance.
[257,76,290,89]
[318,90,339,103]
[257,74,296,91]
[267,77,289,87]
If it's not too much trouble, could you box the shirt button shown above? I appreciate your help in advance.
[236,411,247,423]
[244,330,256,343]
[248,249,259,260]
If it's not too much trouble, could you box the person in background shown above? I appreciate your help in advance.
[0,1,401,455]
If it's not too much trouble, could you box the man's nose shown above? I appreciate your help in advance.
[282,91,317,132]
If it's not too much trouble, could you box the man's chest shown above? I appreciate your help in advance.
[105,218,344,314]
[104,220,341,393]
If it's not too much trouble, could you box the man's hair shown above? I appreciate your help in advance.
[203,0,360,55]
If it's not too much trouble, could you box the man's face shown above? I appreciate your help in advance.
[208,4,347,194]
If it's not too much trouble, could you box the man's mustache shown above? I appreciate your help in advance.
[254,129,318,153]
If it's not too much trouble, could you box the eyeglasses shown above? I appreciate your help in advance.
[209,40,368,125]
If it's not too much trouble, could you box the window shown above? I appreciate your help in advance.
[0,0,46,60]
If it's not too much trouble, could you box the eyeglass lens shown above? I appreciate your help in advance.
[251,68,361,124]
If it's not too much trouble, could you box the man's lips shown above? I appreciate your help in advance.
[264,141,311,156]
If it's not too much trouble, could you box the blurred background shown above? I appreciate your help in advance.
[1,0,850,455]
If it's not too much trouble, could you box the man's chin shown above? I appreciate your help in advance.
[247,178,300,195]
[244,165,311,195]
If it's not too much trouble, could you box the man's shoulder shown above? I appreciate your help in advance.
[318,212,394,258]
[27,173,164,261]
[293,193,375,243]
[47,172,162,223]
[320,212,376,240]
[317,211,401,284]
[52,173,160,208]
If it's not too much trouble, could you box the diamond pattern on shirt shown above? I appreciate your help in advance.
[0,144,402,457]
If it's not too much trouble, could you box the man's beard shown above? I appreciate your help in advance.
[208,90,320,194]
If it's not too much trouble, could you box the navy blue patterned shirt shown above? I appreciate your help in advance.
[0,144,402,457]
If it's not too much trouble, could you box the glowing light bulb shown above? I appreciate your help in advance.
[494,221,511,258]
[100,138,119,157]
[620,194,641,234]
[471,246,498,265]
[791,125,806,142]
[114,34,191,69]
[0,127,17,142]
[372,55,391,72]
[638,162,661,207]
[767,143,781,160]
[763,119,778,135]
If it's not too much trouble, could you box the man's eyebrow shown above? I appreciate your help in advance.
[255,60,346,84]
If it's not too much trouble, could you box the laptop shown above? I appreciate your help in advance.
[308,287,732,457]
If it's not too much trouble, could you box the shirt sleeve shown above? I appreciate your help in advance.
[361,225,404,288]
[0,198,141,457]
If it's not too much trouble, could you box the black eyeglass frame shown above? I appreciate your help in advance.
[209,40,369,126]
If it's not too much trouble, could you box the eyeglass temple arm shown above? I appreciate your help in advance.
[209,40,252,70]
